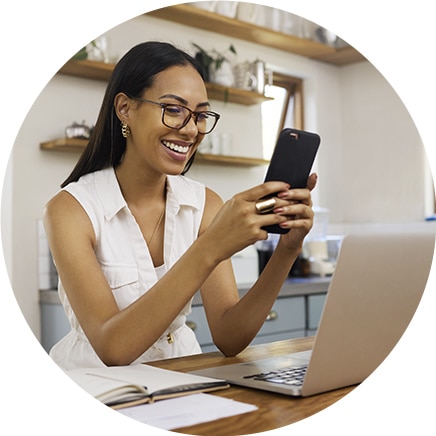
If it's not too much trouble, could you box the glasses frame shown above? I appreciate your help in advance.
[128,96,220,134]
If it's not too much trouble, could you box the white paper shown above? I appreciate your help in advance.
[117,393,258,430]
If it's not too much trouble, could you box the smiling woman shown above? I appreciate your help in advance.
[42,40,317,370]
[113,63,211,176]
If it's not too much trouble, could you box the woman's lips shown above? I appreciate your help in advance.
[162,140,193,161]
[162,140,190,154]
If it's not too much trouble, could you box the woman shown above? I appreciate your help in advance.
[44,41,317,370]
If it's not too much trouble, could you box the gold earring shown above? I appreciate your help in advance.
[121,122,130,138]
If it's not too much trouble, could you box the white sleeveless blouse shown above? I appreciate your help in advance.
[50,167,205,369]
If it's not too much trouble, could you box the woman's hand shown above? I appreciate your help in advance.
[275,173,318,250]
[202,181,296,262]
[202,174,317,262]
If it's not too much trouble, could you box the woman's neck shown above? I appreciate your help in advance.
[114,163,167,208]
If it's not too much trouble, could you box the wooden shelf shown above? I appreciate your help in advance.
[196,153,268,166]
[146,5,365,65]
[205,82,272,105]
[58,59,114,81]
[58,59,272,105]
[40,137,88,153]
[40,138,269,167]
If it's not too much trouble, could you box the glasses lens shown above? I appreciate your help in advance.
[162,105,189,130]
[195,111,219,134]
[162,105,219,134]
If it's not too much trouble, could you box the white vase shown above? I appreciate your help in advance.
[209,60,234,87]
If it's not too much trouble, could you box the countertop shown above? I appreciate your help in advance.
[40,276,330,305]
[193,275,330,305]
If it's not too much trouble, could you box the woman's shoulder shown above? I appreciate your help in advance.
[44,189,89,223]
[205,186,223,208]
[43,189,95,247]
[44,169,111,226]
[198,187,224,233]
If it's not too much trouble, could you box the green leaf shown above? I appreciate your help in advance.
[224,88,229,104]
[192,43,214,66]
[72,47,88,60]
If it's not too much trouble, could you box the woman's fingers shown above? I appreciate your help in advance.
[237,181,290,203]
[306,173,318,191]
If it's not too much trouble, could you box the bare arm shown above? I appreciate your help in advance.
[44,191,222,365]
[43,180,295,365]
[200,174,317,356]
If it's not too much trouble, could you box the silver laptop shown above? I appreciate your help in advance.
[191,232,434,396]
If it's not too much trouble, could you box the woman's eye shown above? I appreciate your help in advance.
[197,112,209,121]
[165,106,184,116]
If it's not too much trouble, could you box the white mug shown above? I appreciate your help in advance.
[220,132,233,155]
[215,1,238,18]
[210,134,222,154]
[234,62,257,90]
[236,3,258,23]
[264,7,282,32]
[191,1,217,12]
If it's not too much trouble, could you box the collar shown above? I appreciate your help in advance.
[95,167,202,221]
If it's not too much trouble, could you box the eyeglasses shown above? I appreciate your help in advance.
[129,96,220,134]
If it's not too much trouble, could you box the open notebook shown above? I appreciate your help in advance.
[67,363,229,409]
[191,232,434,396]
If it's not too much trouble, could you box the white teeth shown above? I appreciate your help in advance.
[163,141,189,154]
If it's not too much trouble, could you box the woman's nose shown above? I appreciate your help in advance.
[179,114,199,136]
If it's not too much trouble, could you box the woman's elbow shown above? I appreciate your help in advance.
[91,333,145,367]
[95,343,136,366]
[213,337,247,357]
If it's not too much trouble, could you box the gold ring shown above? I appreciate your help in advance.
[255,198,276,214]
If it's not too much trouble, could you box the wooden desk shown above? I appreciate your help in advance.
[148,337,356,435]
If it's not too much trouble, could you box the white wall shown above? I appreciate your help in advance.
[4,12,433,339]
[339,62,428,224]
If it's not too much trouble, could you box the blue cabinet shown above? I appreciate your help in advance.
[40,291,71,352]
[187,295,308,352]
[187,278,329,353]
[307,294,327,336]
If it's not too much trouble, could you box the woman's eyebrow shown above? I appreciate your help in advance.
[159,94,210,109]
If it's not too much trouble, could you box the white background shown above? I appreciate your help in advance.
[1,1,435,435]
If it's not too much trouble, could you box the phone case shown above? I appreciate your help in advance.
[262,128,320,234]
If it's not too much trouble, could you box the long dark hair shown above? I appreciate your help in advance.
[61,41,205,188]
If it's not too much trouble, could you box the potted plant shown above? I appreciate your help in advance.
[192,43,237,86]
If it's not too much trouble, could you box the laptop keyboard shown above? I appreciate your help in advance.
[243,365,308,386]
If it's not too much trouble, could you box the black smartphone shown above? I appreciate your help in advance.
[262,128,320,234]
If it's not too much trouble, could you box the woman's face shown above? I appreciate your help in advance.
[124,64,209,176]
